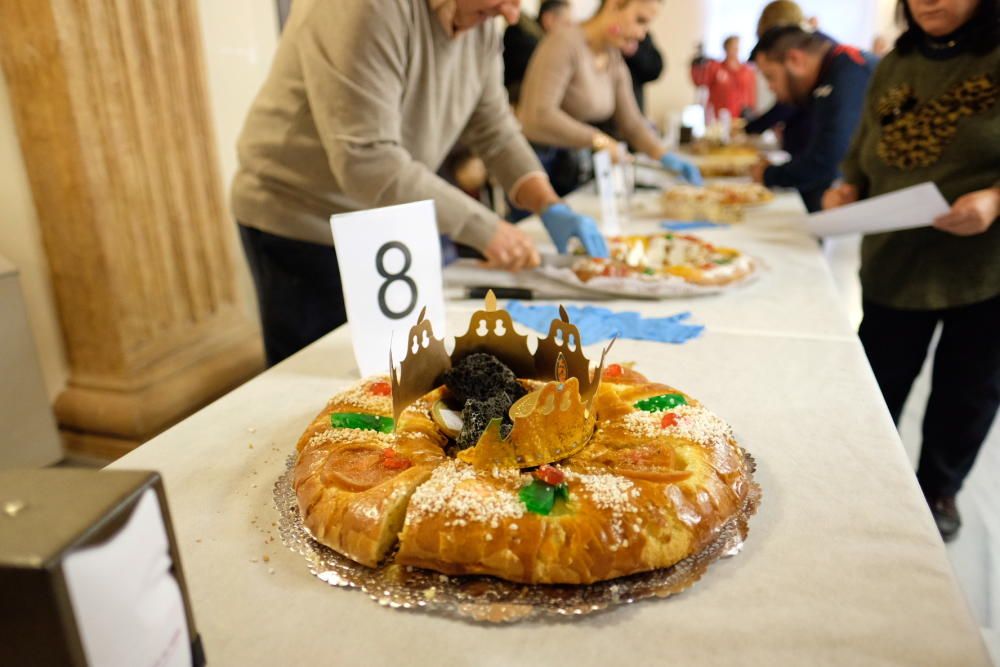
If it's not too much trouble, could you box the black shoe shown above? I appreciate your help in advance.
[928,495,961,542]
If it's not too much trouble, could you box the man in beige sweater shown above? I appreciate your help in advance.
[232,0,606,365]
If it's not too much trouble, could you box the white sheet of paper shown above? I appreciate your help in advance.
[63,488,191,667]
[806,182,949,237]
[592,150,621,235]
[331,200,446,376]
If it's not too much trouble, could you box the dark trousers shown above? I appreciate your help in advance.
[534,145,582,198]
[238,224,347,367]
[859,295,1000,498]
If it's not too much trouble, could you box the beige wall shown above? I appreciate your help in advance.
[645,2,709,130]
[196,0,280,316]
[874,0,904,44]
[0,0,279,401]
[196,0,280,198]
[0,74,68,401]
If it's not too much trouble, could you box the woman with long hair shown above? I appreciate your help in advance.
[518,0,702,189]
[823,0,999,540]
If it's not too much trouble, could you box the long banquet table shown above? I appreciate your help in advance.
[111,186,991,666]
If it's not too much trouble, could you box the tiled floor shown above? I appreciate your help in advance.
[825,235,999,663]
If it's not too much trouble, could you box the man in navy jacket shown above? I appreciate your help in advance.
[750,26,876,212]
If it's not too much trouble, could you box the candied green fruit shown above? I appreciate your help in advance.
[330,412,394,433]
[633,393,687,412]
[519,479,570,515]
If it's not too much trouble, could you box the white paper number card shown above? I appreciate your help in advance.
[331,200,446,376]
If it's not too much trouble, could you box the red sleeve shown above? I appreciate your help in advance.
[744,66,756,110]
[690,60,719,87]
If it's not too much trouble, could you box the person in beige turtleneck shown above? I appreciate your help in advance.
[518,0,702,185]
[231,0,607,365]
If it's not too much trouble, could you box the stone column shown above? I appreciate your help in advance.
[0,0,264,458]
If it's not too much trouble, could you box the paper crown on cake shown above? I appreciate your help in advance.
[389,291,613,469]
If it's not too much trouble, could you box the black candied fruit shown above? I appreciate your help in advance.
[455,392,514,451]
[442,352,525,405]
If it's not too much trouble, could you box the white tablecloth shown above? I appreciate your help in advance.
[112,188,990,666]
[445,189,856,340]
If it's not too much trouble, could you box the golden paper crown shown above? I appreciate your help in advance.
[389,291,613,469]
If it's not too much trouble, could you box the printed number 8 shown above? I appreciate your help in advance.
[376,241,417,320]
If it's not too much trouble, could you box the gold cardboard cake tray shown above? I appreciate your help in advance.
[274,451,761,623]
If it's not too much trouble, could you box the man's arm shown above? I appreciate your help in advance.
[745,103,795,134]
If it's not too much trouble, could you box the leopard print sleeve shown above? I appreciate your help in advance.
[876,73,998,171]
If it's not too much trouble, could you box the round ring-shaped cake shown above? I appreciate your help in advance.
[294,361,751,585]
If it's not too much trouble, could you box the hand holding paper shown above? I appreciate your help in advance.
[821,183,859,210]
[932,188,1000,237]
[807,182,949,237]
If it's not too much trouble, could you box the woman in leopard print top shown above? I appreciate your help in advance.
[823,0,999,542]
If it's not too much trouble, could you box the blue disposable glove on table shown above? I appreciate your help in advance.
[660,153,703,185]
[660,220,725,231]
[506,302,704,346]
[540,203,609,258]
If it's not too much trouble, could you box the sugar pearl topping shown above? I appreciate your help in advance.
[406,461,525,525]
[329,377,394,414]
[563,470,642,547]
[621,404,733,447]
[308,427,396,449]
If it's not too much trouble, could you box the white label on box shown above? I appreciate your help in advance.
[331,200,446,376]
[592,150,621,235]
[63,488,191,667]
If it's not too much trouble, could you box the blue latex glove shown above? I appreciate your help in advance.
[660,152,703,185]
[506,301,704,346]
[660,219,725,231]
[540,203,609,258]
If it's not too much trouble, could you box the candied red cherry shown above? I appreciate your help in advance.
[533,464,565,486]
[369,381,392,396]
[381,448,412,470]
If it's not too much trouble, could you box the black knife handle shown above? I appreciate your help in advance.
[467,286,534,300]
